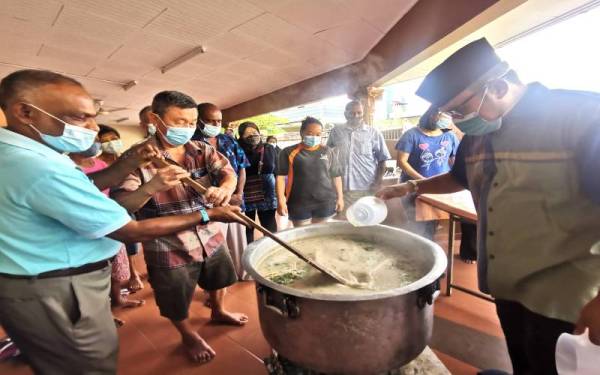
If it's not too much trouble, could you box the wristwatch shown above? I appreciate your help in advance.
[407,180,419,193]
[199,207,210,225]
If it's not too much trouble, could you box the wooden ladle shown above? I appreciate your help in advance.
[151,157,366,288]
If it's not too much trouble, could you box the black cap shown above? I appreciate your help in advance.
[416,38,504,107]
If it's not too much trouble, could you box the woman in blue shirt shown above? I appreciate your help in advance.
[395,107,459,240]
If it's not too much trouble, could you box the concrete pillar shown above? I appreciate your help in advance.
[349,86,384,126]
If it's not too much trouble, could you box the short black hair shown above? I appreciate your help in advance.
[151,91,197,118]
[98,124,120,139]
[238,121,260,137]
[197,102,220,123]
[0,69,83,110]
[138,105,152,121]
[300,116,322,133]
[266,135,277,142]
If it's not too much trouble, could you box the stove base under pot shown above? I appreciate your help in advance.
[264,346,450,375]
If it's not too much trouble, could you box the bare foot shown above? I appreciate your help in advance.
[211,310,248,326]
[182,333,216,363]
[203,289,227,308]
[128,275,144,293]
[113,296,145,309]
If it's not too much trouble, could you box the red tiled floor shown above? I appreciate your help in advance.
[432,221,503,339]
[113,278,269,375]
[1,219,507,374]
[433,349,480,375]
[216,283,273,360]
[436,266,504,338]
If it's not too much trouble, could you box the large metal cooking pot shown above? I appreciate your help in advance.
[243,222,447,375]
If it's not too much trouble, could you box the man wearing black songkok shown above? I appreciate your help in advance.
[377,38,600,375]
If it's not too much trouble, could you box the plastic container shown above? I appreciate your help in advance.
[556,328,600,375]
[346,196,388,226]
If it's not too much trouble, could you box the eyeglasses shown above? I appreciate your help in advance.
[438,86,488,121]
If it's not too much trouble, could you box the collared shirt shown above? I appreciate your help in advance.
[115,140,236,269]
[0,127,131,276]
[450,83,600,322]
[192,132,250,175]
[326,123,391,191]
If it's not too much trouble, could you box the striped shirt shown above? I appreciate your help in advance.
[116,140,235,269]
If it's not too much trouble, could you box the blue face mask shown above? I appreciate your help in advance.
[454,87,502,136]
[455,116,502,136]
[155,116,195,146]
[436,115,452,130]
[165,126,195,146]
[79,142,102,157]
[303,135,322,148]
[25,103,97,153]
[200,122,221,138]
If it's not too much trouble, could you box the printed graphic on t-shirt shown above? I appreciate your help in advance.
[419,140,451,170]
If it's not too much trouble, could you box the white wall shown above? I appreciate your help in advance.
[111,124,146,149]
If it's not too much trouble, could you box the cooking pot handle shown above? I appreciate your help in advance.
[417,281,440,309]
[257,286,300,319]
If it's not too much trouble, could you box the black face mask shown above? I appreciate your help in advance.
[243,135,261,146]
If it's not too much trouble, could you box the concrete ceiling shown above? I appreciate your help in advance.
[0,0,418,125]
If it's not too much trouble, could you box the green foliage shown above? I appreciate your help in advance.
[373,116,419,129]
[233,113,289,135]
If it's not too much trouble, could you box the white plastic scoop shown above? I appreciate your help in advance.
[346,196,388,227]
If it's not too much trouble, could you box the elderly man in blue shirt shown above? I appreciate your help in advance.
[0,69,245,374]
[326,100,391,212]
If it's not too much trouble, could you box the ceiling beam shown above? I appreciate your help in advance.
[222,0,505,123]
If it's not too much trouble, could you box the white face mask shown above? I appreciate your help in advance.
[101,139,123,154]
[146,123,157,136]
[200,122,221,138]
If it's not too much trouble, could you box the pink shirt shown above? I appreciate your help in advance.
[81,158,109,196]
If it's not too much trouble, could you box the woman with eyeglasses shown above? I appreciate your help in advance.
[238,121,278,242]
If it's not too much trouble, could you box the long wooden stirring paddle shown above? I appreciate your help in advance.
[151,157,364,288]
